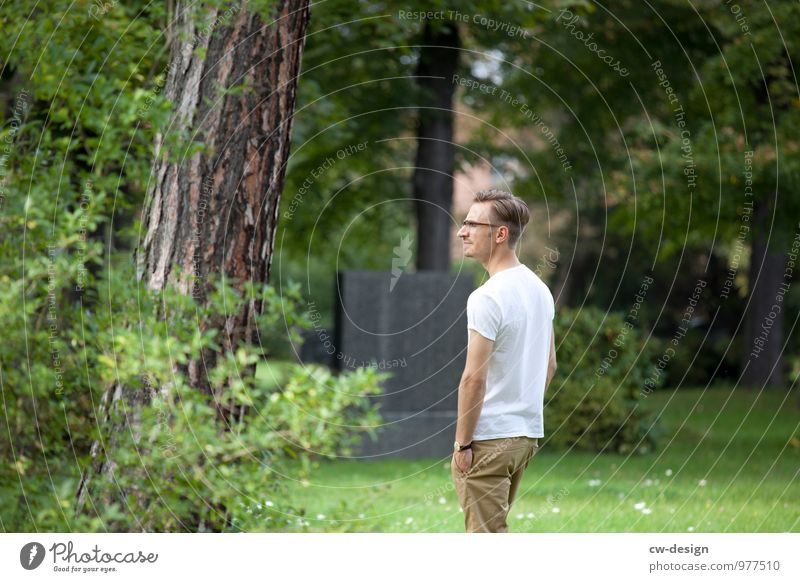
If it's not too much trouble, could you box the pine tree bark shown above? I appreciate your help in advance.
[140,0,310,381]
[76,0,311,526]
[413,21,459,271]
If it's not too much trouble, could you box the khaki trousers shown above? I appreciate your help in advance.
[451,437,539,533]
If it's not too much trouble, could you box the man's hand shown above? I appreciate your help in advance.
[453,448,473,473]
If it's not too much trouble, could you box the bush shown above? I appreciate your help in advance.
[544,306,664,453]
[1,266,384,532]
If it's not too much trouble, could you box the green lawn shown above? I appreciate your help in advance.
[277,386,800,532]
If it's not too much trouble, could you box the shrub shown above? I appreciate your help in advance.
[103,275,385,531]
[544,306,664,453]
[1,265,384,532]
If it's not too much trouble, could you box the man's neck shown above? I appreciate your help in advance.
[483,251,522,277]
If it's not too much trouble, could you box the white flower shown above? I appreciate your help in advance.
[588,479,601,487]
[641,508,653,515]
[687,526,695,532]
[551,507,560,513]
[516,513,524,519]
[405,517,414,525]
[665,469,673,477]
[634,501,647,510]
[438,496,447,505]
[316,513,326,520]
[698,479,707,487]
[265,501,274,507]
[644,479,653,486]
[527,512,535,519]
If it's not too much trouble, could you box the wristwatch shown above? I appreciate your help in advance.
[454,440,472,452]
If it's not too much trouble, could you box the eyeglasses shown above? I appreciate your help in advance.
[461,220,502,229]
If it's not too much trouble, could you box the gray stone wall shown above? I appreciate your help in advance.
[334,271,475,458]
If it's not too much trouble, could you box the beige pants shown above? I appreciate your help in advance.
[451,437,539,533]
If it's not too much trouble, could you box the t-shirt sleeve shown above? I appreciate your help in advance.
[467,292,502,341]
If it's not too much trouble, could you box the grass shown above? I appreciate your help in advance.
[278,385,800,532]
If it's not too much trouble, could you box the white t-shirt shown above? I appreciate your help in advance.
[466,264,555,440]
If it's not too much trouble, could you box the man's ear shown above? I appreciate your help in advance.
[496,226,508,243]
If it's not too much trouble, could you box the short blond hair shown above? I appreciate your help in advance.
[474,189,530,247]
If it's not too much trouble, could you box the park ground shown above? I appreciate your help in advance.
[276,386,799,532]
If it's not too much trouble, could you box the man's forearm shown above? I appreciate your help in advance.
[455,379,485,444]
[545,366,555,393]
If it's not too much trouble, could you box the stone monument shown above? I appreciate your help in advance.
[333,270,475,459]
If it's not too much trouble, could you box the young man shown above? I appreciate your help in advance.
[452,189,557,533]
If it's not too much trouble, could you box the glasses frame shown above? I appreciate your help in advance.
[461,220,505,229]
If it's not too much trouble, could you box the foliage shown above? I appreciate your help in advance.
[616,1,800,255]
[0,0,168,532]
[257,281,312,360]
[0,1,383,532]
[0,266,384,532]
[545,306,664,453]
[278,0,552,316]
[92,280,383,532]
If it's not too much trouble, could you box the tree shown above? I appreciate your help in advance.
[413,20,459,271]
[76,0,312,520]
[623,1,800,389]
[138,0,310,388]
[467,1,798,389]
[464,0,716,302]
[276,1,548,286]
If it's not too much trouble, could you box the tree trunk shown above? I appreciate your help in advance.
[741,196,785,388]
[413,21,459,271]
[76,0,310,524]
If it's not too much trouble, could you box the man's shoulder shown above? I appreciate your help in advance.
[500,265,553,296]
[517,266,554,300]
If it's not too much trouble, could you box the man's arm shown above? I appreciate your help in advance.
[545,322,557,393]
[455,329,494,447]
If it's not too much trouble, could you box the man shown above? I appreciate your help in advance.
[452,188,557,533]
